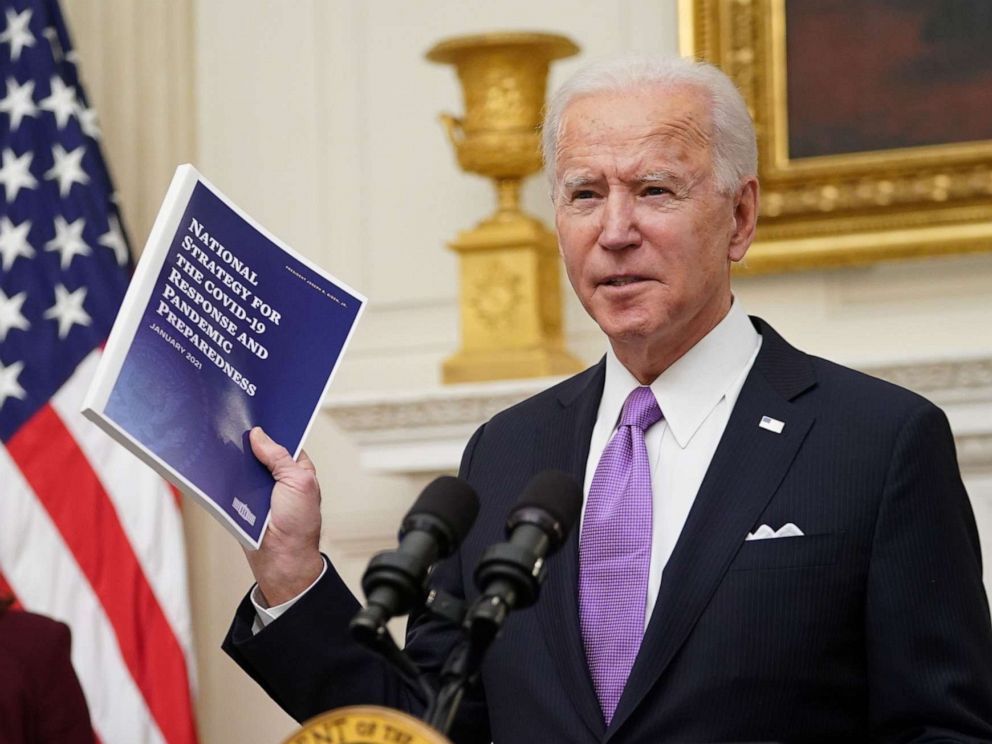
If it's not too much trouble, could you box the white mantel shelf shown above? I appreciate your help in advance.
[325,357,992,476]
[325,377,560,474]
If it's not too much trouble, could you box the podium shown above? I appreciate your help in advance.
[283,705,452,744]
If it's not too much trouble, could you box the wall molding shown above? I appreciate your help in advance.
[869,357,992,400]
[327,376,558,474]
[326,356,992,475]
[957,433,992,471]
[869,357,992,470]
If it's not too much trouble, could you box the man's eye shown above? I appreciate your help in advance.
[572,189,597,200]
[643,186,670,197]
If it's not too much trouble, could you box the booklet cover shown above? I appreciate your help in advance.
[83,164,365,548]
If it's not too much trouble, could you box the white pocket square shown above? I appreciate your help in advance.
[746,522,805,541]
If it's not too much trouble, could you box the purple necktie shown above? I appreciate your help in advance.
[579,385,662,724]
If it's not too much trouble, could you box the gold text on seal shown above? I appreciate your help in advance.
[282,705,453,744]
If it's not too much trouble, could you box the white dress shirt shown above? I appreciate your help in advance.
[254,302,761,632]
[252,560,327,631]
[582,300,761,627]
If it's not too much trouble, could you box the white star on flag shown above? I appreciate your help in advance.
[0,215,33,270]
[0,358,26,410]
[0,147,37,202]
[42,25,63,63]
[0,288,29,340]
[45,143,88,196]
[98,214,128,265]
[76,102,100,139]
[0,8,35,63]
[39,74,76,129]
[43,283,91,339]
[45,215,89,269]
[0,77,38,131]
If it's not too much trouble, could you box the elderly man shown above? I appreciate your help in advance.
[225,56,992,743]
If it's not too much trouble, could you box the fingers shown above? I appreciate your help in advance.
[297,449,317,474]
[243,428,323,599]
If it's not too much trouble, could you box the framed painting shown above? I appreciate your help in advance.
[679,0,992,272]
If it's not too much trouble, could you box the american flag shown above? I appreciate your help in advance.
[0,1,198,742]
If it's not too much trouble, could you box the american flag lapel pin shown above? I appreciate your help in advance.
[759,415,785,434]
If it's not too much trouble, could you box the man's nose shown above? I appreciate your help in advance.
[598,193,640,251]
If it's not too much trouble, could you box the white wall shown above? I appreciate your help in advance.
[65,1,992,742]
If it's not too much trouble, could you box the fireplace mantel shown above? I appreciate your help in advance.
[326,357,992,476]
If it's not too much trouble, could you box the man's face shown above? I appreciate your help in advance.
[553,85,755,372]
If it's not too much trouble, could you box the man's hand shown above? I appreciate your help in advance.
[244,426,325,607]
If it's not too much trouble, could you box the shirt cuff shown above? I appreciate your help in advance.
[250,556,329,635]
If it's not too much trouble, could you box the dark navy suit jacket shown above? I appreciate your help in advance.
[225,319,992,743]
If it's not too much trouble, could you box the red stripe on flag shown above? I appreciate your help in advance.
[169,483,184,510]
[8,405,198,744]
[0,569,23,610]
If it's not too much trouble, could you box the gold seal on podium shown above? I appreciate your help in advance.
[282,705,453,744]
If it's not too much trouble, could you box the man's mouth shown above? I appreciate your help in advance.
[601,275,647,287]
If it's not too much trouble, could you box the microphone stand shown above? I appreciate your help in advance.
[350,609,438,709]
[351,588,501,738]
[350,471,580,738]
[424,542,544,735]
[423,599,498,735]
[350,583,485,731]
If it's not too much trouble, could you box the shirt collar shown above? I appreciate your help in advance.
[602,299,760,448]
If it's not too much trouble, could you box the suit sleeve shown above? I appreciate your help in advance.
[866,401,992,742]
[224,560,426,722]
[223,424,492,743]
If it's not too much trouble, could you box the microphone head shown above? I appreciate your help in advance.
[403,475,480,552]
[509,470,583,546]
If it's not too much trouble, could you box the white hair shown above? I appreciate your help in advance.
[542,55,757,195]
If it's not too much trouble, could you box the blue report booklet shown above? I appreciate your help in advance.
[83,165,365,548]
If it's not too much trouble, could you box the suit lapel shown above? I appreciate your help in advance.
[607,319,818,738]
[533,361,606,740]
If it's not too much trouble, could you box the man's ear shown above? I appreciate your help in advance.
[728,177,759,263]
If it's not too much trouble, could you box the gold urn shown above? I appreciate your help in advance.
[426,32,584,384]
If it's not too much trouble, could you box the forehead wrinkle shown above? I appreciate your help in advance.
[557,86,714,153]
[554,92,716,192]
[652,110,712,151]
[558,123,711,173]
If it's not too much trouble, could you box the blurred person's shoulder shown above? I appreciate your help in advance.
[0,608,73,658]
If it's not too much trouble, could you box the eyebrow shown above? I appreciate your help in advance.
[638,170,682,183]
[560,170,689,192]
[561,174,599,191]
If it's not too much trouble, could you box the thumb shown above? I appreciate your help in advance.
[249,426,294,474]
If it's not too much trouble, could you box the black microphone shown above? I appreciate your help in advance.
[350,476,479,645]
[467,470,582,642]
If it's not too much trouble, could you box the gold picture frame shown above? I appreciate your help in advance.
[679,0,992,273]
